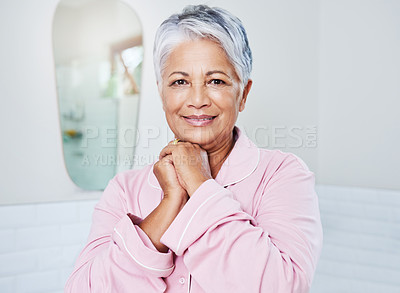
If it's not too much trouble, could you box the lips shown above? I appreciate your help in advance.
[182,115,217,126]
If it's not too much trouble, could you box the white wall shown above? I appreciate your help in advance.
[318,0,400,189]
[237,0,319,171]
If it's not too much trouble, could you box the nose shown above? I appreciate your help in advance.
[186,83,211,109]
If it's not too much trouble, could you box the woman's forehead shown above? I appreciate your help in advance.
[163,39,236,77]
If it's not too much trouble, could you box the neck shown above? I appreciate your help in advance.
[206,131,236,179]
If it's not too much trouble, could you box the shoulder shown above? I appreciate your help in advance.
[253,149,317,213]
[235,126,312,176]
[97,163,157,214]
[252,148,315,192]
[258,148,312,174]
[233,127,314,190]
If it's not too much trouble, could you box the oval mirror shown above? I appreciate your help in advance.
[53,0,143,190]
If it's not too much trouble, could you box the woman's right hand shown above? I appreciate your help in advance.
[137,155,188,253]
[153,154,188,204]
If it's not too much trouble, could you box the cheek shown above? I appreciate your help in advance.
[162,95,181,116]
[211,90,241,112]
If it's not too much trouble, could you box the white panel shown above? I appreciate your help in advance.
[318,0,400,189]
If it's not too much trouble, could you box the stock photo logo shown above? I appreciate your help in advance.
[74,125,317,167]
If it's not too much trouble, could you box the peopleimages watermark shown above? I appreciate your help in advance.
[77,124,318,149]
[250,125,317,148]
[69,125,317,167]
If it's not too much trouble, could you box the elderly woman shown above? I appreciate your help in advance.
[66,5,322,293]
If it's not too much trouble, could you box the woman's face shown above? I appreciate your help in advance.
[159,38,252,151]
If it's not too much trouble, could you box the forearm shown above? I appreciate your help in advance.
[65,241,168,293]
[66,213,174,292]
[139,196,187,253]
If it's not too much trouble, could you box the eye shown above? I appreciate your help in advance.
[170,79,188,86]
[209,79,226,85]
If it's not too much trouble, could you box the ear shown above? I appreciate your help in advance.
[239,79,252,112]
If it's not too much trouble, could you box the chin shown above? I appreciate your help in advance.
[176,127,217,146]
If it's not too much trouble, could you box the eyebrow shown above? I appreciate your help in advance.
[206,70,230,78]
[168,71,189,78]
[168,70,231,79]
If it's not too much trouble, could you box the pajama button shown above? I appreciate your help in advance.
[179,277,185,284]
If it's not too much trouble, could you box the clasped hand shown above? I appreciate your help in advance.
[153,141,212,202]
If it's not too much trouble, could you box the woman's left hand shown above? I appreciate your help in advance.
[159,141,212,196]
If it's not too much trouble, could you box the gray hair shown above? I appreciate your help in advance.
[153,5,252,88]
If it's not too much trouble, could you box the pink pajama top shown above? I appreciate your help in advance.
[65,127,323,293]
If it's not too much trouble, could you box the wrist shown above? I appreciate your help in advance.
[187,177,209,197]
[138,196,186,253]
[162,193,188,211]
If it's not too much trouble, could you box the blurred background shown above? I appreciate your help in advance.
[0,0,399,292]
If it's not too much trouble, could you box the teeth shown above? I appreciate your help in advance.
[189,117,213,120]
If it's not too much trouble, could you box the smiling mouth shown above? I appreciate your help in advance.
[183,115,217,120]
[182,115,217,126]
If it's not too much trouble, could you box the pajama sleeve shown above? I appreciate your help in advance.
[160,154,323,293]
[65,175,174,293]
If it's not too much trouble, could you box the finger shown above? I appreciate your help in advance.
[159,154,174,166]
[159,144,175,160]
[159,141,191,159]
[161,155,185,186]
